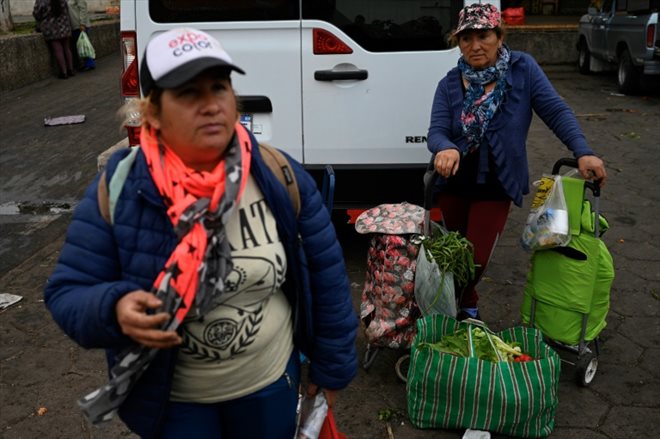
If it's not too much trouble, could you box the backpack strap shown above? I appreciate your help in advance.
[97,143,300,225]
[259,143,301,218]
[97,170,111,223]
[97,146,141,225]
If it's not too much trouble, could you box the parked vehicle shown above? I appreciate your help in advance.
[119,0,497,211]
[577,0,660,94]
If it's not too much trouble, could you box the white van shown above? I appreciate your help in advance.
[119,0,498,210]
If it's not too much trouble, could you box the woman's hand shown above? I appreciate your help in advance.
[306,382,337,408]
[116,290,182,349]
[577,155,607,186]
[434,149,460,178]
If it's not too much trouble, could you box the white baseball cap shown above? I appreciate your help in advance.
[140,28,245,96]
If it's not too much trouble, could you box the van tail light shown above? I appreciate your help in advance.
[121,57,140,97]
[647,24,656,48]
[313,28,353,54]
[120,31,139,97]
[120,31,142,145]
[126,124,141,145]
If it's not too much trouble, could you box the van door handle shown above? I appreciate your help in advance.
[314,69,368,81]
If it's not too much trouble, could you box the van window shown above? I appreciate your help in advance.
[149,0,299,23]
[303,0,461,52]
[601,0,614,13]
[150,0,459,51]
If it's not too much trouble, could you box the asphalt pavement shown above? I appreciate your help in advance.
[0,50,659,439]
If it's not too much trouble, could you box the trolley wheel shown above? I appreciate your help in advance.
[363,345,380,370]
[395,354,410,383]
[575,352,598,387]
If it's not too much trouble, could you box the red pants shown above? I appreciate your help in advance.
[437,193,511,308]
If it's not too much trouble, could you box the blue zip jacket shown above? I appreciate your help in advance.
[44,134,358,438]
[427,51,594,206]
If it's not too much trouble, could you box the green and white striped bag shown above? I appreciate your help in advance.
[407,315,561,438]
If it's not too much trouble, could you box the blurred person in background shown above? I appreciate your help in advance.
[68,0,96,71]
[33,0,75,79]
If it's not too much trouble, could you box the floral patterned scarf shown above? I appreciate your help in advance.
[459,44,511,152]
[78,122,252,424]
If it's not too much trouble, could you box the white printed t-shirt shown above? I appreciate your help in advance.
[170,174,294,403]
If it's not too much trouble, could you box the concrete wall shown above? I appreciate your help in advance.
[11,0,116,16]
[506,27,578,65]
[0,19,119,92]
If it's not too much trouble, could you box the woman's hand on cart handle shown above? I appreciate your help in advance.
[578,155,607,187]
[434,149,460,178]
[306,382,338,408]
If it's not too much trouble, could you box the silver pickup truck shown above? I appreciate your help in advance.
[577,0,659,94]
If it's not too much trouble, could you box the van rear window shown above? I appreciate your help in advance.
[303,0,461,52]
[150,0,298,23]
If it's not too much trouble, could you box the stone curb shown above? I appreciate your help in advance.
[0,19,120,92]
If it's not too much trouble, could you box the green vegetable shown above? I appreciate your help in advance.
[419,327,525,363]
[419,329,470,358]
[489,332,523,361]
[424,230,477,289]
[378,408,404,422]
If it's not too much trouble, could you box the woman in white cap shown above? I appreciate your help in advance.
[427,3,607,321]
[44,27,357,438]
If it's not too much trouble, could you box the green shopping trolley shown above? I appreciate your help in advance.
[521,158,615,387]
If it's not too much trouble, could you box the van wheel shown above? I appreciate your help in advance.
[578,40,591,74]
[618,49,641,95]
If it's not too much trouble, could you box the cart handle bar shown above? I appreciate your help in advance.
[552,158,601,197]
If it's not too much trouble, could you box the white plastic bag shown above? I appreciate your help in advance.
[296,392,328,439]
[77,31,96,59]
[414,241,457,318]
[521,174,570,251]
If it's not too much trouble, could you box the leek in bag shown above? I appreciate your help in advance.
[77,32,96,59]
[521,174,570,251]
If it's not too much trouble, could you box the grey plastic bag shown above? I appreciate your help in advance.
[414,242,457,318]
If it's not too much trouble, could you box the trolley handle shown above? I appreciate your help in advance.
[422,158,439,236]
[551,158,601,198]
[551,157,579,174]
[423,157,437,212]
